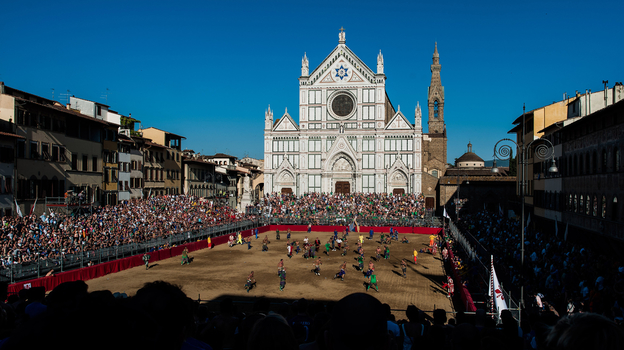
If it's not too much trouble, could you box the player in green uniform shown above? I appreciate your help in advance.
[367,274,379,292]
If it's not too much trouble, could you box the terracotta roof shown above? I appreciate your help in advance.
[145,141,167,149]
[183,157,216,166]
[0,131,25,139]
[445,167,509,176]
[209,153,237,159]
[14,97,111,125]
[456,152,484,163]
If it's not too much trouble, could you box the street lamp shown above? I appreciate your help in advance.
[491,106,558,323]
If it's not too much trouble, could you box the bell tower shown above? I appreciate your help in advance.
[427,42,445,134]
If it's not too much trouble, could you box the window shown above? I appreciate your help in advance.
[363,139,374,152]
[362,106,375,120]
[327,137,335,151]
[82,155,88,171]
[308,107,322,121]
[0,147,14,163]
[574,194,578,212]
[17,140,25,158]
[41,143,50,160]
[327,123,339,129]
[615,148,620,172]
[345,123,357,129]
[363,174,375,193]
[308,174,321,192]
[30,141,38,159]
[52,145,59,162]
[93,157,98,172]
[97,105,102,116]
[309,139,322,152]
[602,149,608,172]
[348,137,357,151]
[285,154,298,168]
[308,154,321,169]
[432,170,438,178]
[272,154,284,169]
[363,122,375,128]
[434,101,439,118]
[593,195,598,216]
[363,154,374,169]
[384,138,413,152]
[104,168,109,182]
[309,123,322,129]
[308,90,322,104]
[72,154,78,170]
[17,110,25,125]
[362,89,375,103]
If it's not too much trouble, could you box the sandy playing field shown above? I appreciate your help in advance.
[86,230,453,318]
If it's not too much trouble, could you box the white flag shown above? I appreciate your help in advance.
[443,207,451,219]
[489,256,508,318]
[14,199,23,217]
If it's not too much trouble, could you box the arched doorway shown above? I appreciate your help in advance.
[328,153,355,194]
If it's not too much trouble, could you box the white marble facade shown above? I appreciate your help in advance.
[264,29,424,195]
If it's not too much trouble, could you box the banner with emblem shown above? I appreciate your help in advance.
[489,255,508,319]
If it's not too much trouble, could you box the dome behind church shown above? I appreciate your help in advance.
[456,142,485,168]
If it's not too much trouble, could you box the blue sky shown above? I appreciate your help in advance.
[1,0,622,164]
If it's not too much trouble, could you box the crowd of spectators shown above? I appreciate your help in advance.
[454,210,624,324]
[0,196,250,267]
[0,192,433,269]
[259,192,429,223]
[1,280,622,350]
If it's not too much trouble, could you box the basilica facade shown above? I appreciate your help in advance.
[263,30,446,202]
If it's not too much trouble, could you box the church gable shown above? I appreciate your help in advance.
[273,111,299,132]
[308,47,376,87]
[385,110,413,130]
[325,136,357,168]
[390,156,409,175]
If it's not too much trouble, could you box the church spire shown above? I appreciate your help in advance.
[301,52,309,76]
[264,105,273,131]
[427,42,445,133]
[377,50,384,74]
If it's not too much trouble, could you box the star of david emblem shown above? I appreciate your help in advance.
[335,65,348,80]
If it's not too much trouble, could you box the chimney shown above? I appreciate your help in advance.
[66,103,71,109]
